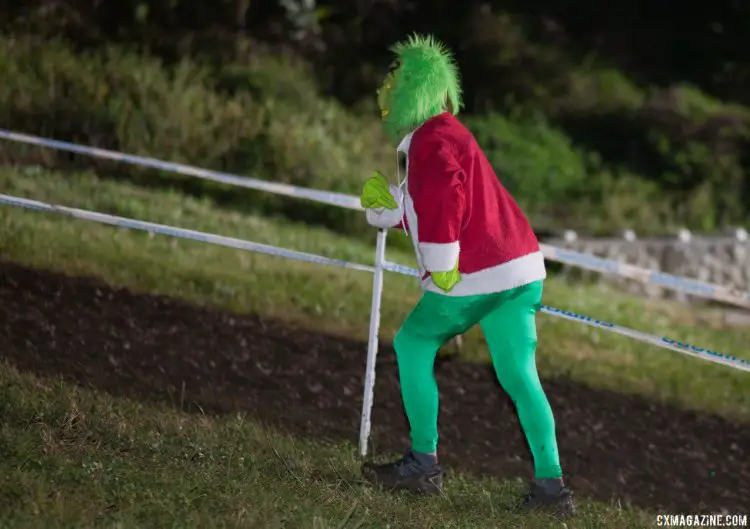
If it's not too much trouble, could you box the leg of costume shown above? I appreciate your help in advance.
[393,280,562,479]
[392,290,479,454]
[479,280,562,479]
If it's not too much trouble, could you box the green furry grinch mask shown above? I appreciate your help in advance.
[377,34,464,142]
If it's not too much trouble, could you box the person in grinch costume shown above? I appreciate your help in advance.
[359,34,575,516]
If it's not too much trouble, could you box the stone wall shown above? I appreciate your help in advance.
[542,229,750,303]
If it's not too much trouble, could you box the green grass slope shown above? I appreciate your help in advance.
[0,362,653,528]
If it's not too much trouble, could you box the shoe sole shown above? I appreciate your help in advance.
[361,467,443,496]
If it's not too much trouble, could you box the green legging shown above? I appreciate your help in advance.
[392,279,562,479]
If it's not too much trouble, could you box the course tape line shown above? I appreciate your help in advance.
[1,129,748,308]
[541,244,750,308]
[0,194,374,275]
[0,130,363,211]
[2,193,748,374]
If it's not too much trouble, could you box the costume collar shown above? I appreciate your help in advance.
[397,131,414,154]
[396,112,452,153]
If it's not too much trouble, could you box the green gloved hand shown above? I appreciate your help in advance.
[360,171,398,210]
[431,259,461,293]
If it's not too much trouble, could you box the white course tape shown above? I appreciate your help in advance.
[0,130,363,211]
[539,306,750,373]
[1,128,748,308]
[0,194,374,274]
[541,244,750,308]
[2,194,748,373]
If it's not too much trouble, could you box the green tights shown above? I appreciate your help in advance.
[392,280,562,479]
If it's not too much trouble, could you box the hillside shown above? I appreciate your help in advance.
[2,165,749,526]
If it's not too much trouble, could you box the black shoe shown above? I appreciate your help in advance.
[519,480,575,517]
[361,450,443,496]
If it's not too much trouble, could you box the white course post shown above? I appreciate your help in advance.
[358,228,388,458]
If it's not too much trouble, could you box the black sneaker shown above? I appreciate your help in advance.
[519,480,575,517]
[361,450,443,495]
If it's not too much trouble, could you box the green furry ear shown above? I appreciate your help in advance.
[382,34,463,141]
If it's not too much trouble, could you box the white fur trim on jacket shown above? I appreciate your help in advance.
[419,241,460,272]
[423,251,547,296]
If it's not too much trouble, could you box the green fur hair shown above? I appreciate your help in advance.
[382,34,463,141]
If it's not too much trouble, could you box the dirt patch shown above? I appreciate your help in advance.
[1,261,748,513]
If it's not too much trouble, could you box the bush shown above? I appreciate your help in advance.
[465,112,591,223]
[0,37,263,168]
[0,34,394,238]
[463,111,698,235]
[562,66,646,115]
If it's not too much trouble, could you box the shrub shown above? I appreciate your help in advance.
[0,34,394,238]
[464,112,591,223]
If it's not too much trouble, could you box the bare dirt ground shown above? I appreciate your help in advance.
[1,260,748,513]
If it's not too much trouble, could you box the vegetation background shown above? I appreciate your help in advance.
[3,0,750,238]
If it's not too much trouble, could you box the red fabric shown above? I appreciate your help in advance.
[406,112,540,276]
[409,144,465,246]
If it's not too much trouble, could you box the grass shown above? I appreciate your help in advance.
[0,362,654,528]
[1,165,749,527]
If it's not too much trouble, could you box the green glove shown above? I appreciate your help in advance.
[431,258,461,293]
[361,171,398,210]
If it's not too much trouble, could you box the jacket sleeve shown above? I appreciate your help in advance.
[410,146,465,272]
[365,183,409,230]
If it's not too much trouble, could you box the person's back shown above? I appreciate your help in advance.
[407,112,546,296]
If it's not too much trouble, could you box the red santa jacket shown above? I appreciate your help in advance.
[366,112,546,296]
